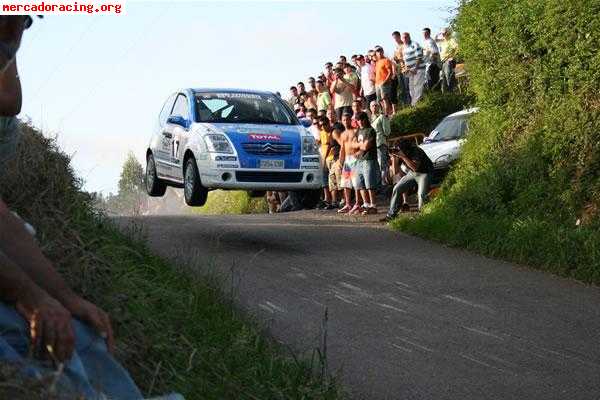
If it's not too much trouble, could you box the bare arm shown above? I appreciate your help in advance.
[0,207,79,309]
[0,203,114,352]
[391,151,418,171]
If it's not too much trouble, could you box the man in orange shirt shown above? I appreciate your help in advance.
[374,48,394,116]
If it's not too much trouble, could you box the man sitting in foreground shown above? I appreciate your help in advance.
[0,15,180,400]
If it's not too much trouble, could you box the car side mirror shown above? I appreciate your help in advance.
[299,118,312,128]
[167,115,188,128]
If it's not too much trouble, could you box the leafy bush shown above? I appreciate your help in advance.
[394,0,600,283]
[390,92,474,137]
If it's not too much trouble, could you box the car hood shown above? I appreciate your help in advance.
[203,123,307,139]
[203,123,307,169]
[420,140,463,165]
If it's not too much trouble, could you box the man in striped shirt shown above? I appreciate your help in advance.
[401,32,427,106]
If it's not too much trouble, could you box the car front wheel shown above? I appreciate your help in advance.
[184,157,208,207]
[146,154,167,197]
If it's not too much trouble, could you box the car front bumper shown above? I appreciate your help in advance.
[200,167,322,190]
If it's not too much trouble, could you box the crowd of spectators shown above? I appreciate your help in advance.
[268,28,458,220]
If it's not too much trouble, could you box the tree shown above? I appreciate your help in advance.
[113,152,147,215]
[118,152,144,196]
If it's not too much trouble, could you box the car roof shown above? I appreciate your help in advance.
[191,88,275,96]
[446,107,479,118]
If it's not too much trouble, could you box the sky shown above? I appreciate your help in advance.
[17,0,456,195]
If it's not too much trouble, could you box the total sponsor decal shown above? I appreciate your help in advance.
[248,134,281,141]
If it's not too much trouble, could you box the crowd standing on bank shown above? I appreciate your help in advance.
[268,28,459,220]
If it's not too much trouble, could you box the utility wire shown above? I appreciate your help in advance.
[57,3,172,127]
[30,15,102,100]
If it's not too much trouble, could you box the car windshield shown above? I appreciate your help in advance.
[430,115,470,142]
[195,92,297,125]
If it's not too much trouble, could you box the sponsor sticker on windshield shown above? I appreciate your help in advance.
[200,93,263,100]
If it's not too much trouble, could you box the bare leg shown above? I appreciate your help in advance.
[359,189,369,206]
[368,189,377,207]
[344,188,352,206]
[323,188,331,203]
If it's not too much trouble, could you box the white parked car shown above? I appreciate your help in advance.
[146,89,322,206]
[420,107,478,185]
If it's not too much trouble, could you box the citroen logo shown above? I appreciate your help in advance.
[262,143,276,153]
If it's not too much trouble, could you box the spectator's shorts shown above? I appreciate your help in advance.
[0,117,20,169]
[327,159,341,191]
[341,156,357,189]
[376,82,392,102]
[377,145,389,173]
[390,78,398,103]
[335,106,353,122]
[365,93,377,106]
[352,159,380,190]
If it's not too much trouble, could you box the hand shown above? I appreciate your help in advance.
[15,290,75,363]
[64,296,114,353]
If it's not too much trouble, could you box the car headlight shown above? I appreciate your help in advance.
[302,136,319,155]
[204,134,233,154]
[434,154,452,168]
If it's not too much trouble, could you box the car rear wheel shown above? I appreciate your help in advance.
[146,154,167,197]
[184,157,208,207]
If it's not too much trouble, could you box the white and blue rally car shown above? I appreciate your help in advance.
[146,89,322,206]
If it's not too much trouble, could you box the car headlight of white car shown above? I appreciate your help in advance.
[204,134,234,154]
[434,154,453,168]
[302,136,319,156]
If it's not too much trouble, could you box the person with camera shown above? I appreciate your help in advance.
[330,64,358,121]
[381,140,433,222]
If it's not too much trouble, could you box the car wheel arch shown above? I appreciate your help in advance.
[183,149,196,173]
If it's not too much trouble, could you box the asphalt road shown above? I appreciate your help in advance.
[126,210,600,400]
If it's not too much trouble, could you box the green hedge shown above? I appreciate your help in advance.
[394,0,600,283]
[390,92,474,137]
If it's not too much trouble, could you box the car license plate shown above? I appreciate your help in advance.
[260,160,284,169]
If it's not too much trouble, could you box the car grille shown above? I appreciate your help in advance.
[235,171,304,183]
[242,142,293,155]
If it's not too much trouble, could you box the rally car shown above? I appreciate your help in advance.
[146,89,322,206]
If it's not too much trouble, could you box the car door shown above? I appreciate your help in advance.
[160,93,190,182]
[154,93,176,177]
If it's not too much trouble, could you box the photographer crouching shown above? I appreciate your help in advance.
[381,140,433,222]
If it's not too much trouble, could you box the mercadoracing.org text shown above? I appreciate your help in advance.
[1,1,124,15]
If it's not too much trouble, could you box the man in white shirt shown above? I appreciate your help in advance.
[422,27,440,89]
[370,101,391,185]
[401,32,426,106]
[357,55,376,107]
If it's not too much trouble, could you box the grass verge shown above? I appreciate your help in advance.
[391,209,600,284]
[0,123,341,399]
[193,190,267,215]
[392,0,600,285]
